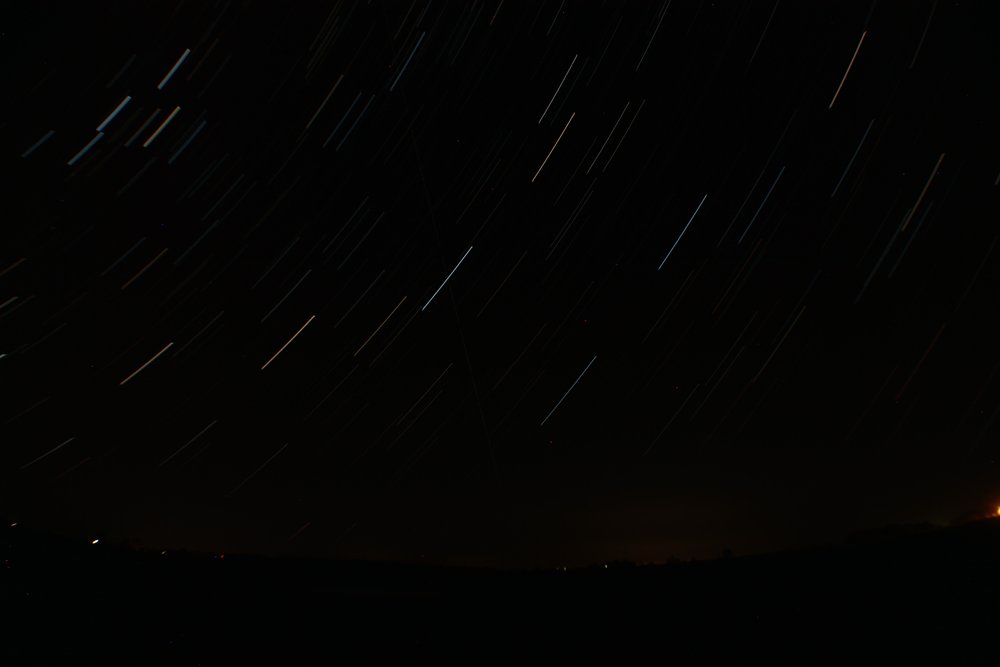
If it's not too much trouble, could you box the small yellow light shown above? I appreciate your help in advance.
[91,539,99,545]
[995,506,1000,517]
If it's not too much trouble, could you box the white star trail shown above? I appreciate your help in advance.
[158,48,191,90]
[422,246,473,311]
[262,315,316,370]
[20,437,76,470]
[532,112,575,183]
[540,355,597,426]
[658,194,707,271]
[96,96,132,132]
[829,31,867,109]
[120,342,174,385]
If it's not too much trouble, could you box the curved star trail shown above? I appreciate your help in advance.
[2,0,999,568]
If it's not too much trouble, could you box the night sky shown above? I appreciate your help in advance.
[2,0,999,568]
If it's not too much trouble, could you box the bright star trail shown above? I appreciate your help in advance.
[2,0,999,572]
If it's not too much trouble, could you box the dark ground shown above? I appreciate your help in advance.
[4,517,1000,663]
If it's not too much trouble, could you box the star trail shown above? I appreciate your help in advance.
[2,0,999,568]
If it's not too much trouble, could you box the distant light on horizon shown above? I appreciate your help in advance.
[6,0,998,572]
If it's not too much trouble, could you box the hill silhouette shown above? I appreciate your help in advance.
[4,517,1000,661]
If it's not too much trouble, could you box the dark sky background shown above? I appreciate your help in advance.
[2,0,999,568]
